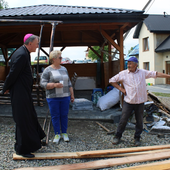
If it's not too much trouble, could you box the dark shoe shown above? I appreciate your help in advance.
[134,138,141,146]
[16,152,35,158]
[41,140,47,146]
[112,136,120,145]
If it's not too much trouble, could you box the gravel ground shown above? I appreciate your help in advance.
[1,117,170,170]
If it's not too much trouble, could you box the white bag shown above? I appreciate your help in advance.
[97,88,119,111]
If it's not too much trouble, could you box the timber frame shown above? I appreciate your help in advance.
[0,4,148,86]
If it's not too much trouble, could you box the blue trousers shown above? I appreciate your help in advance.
[47,96,70,135]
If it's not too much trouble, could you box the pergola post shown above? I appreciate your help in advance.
[108,43,112,79]
[101,46,104,89]
[119,28,124,71]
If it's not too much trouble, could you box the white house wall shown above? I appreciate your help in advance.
[139,24,155,85]
[139,24,170,85]
[154,34,169,84]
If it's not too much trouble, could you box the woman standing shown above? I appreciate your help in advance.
[40,50,74,144]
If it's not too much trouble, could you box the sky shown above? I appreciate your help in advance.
[5,0,170,61]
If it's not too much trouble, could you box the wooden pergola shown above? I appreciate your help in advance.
[0,4,148,86]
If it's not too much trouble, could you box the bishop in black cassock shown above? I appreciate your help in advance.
[2,34,46,157]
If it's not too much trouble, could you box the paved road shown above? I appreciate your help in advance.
[147,84,170,94]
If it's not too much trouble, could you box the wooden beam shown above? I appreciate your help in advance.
[116,159,170,170]
[60,46,66,51]
[40,48,49,57]
[88,46,101,59]
[101,22,130,48]
[119,28,124,71]
[101,33,115,48]
[108,43,112,78]
[13,150,170,170]
[100,46,105,88]
[81,30,103,43]
[77,144,170,157]
[100,29,120,51]
[96,121,110,132]
[13,149,170,160]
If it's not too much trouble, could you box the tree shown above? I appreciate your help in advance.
[128,47,134,54]
[88,46,109,62]
[0,0,8,9]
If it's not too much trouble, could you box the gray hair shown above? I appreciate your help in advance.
[49,50,62,63]
[133,61,138,67]
[24,35,39,45]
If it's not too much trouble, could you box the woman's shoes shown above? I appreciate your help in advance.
[53,133,69,144]
[62,133,69,142]
[53,134,61,144]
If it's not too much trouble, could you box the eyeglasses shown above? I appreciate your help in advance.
[59,57,62,59]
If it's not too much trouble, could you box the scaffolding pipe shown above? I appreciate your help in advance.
[36,24,44,83]
[49,22,57,53]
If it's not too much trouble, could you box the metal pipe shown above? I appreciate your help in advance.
[49,22,57,53]
[36,24,44,83]
[36,24,44,106]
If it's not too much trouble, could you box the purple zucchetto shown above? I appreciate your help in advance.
[23,33,33,43]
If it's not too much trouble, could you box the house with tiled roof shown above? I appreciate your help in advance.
[133,14,170,85]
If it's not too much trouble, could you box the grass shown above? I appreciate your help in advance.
[152,92,170,97]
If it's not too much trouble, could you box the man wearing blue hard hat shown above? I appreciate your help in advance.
[109,56,170,146]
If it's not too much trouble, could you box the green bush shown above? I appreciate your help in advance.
[0,62,6,66]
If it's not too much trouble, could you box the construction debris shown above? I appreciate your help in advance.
[127,92,170,135]
[96,121,115,134]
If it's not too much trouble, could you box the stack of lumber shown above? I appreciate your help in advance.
[0,83,45,106]
[13,144,170,170]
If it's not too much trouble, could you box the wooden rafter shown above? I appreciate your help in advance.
[88,46,101,59]
[60,46,66,51]
[119,28,124,71]
[100,29,120,52]
[81,30,103,43]
[40,48,49,57]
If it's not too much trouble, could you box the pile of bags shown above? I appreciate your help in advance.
[97,88,120,111]
[70,98,93,110]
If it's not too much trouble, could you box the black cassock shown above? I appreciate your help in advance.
[3,45,46,154]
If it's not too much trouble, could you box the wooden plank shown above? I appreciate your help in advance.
[13,152,79,160]
[96,121,110,132]
[77,144,170,157]
[13,149,170,160]
[116,159,170,170]
[13,150,170,170]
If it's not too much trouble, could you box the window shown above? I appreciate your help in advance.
[143,37,149,51]
[143,62,150,70]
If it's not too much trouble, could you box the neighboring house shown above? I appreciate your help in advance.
[133,14,170,85]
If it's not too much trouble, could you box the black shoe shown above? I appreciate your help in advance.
[41,140,47,146]
[112,136,120,145]
[16,152,35,158]
[134,138,141,146]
